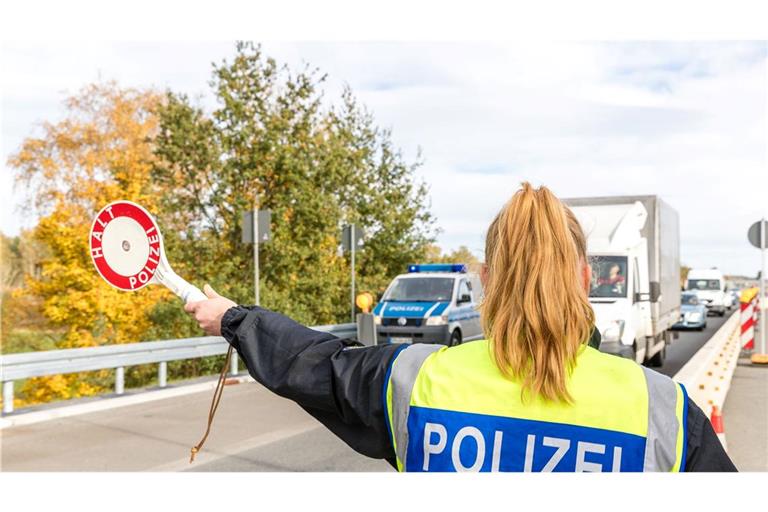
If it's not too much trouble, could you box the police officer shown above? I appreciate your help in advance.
[185,182,736,472]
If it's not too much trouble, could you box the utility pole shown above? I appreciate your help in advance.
[242,201,271,307]
[761,217,766,354]
[342,224,365,324]
[350,224,356,323]
[253,199,260,306]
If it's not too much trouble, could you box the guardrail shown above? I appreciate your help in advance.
[0,323,357,415]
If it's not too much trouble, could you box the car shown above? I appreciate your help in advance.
[672,291,707,330]
[725,287,741,310]
[373,263,483,346]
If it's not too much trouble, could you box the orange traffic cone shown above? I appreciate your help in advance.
[710,405,727,451]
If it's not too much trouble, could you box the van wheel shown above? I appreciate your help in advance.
[647,345,666,368]
[449,329,462,347]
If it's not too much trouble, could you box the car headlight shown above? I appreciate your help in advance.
[601,320,625,343]
[373,315,382,325]
[425,315,448,326]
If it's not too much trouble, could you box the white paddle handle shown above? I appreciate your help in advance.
[155,266,207,304]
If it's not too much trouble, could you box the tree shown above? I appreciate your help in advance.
[8,83,176,403]
[5,42,438,407]
[680,264,691,288]
[153,42,437,324]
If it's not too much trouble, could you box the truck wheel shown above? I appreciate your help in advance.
[647,345,666,368]
[449,329,462,347]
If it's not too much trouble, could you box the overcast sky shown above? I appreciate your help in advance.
[2,41,766,276]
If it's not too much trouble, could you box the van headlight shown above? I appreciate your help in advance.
[425,315,448,326]
[602,320,625,343]
[373,315,382,325]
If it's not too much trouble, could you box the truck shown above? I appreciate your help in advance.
[372,263,483,346]
[686,267,728,316]
[562,195,681,367]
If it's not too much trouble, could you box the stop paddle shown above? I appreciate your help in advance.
[89,200,230,463]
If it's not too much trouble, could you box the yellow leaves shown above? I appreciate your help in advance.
[6,82,170,404]
[16,371,110,407]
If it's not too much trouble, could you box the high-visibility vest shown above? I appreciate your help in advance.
[384,340,687,472]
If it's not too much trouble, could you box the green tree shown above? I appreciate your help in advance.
[152,42,437,325]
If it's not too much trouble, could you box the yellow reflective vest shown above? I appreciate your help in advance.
[384,340,687,472]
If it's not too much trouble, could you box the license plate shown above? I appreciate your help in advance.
[390,337,413,344]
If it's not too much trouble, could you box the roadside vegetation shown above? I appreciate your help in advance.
[2,42,465,409]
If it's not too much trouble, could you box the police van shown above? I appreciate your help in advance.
[373,264,483,346]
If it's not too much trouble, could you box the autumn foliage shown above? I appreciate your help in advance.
[7,84,173,404]
[3,43,437,408]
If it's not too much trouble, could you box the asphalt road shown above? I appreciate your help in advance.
[658,311,731,377]
[0,313,740,472]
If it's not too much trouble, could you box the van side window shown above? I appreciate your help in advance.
[458,280,472,303]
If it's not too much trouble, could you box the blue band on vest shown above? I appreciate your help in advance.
[406,406,646,472]
[679,383,689,472]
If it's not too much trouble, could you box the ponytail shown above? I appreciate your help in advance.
[481,183,594,403]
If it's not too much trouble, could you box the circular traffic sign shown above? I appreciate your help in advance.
[89,201,162,291]
[747,220,767,249]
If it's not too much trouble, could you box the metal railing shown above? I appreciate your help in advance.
[0,323,356,415]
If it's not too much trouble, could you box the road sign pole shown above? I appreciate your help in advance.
[761,218,766,354]
[351,224,356,323]
[253,203,260,306]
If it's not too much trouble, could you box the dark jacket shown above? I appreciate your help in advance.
[221,305,737,472]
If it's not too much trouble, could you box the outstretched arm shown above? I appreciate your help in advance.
[185,286,402,465]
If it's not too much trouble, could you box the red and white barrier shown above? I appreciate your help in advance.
[741,297,755,351]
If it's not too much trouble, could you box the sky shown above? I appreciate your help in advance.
[2,41,767,276]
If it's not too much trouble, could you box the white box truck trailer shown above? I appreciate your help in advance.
[562,195,681,367]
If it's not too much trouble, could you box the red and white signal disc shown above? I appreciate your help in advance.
[89,201,162,291]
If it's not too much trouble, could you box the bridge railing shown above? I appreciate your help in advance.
[0,323,357,415]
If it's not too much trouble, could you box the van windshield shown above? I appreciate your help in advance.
[687,279,721,291]
[682,294,700,305]
[383,277,455,302]
[589,256,628,298]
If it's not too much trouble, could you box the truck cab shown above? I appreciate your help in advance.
[686,268,727,316]
[373,264,483,346]
[565,196,681,367]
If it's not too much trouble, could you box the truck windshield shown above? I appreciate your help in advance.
[687,279,721,291]
[383,277,455,302]
[589,256,628,298]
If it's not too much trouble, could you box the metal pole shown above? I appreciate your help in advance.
[230,353,238,376]
[253,203,260,306]
[761,218,766,354]
[115,366,125,395]
[351,224,356,323]
[3,381,14,414]
[158,361,167,388]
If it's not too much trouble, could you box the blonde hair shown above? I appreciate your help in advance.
[481,183,594,403]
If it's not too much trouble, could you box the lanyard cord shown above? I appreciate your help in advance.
[189,345,233,463]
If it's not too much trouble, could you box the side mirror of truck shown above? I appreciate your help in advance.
[457,293,472,304]
[649,282,661,302]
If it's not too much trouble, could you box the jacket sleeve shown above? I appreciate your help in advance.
[684,397,737,472]
[220,305,402,467]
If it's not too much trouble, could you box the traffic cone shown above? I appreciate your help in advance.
[710,405,727,451]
